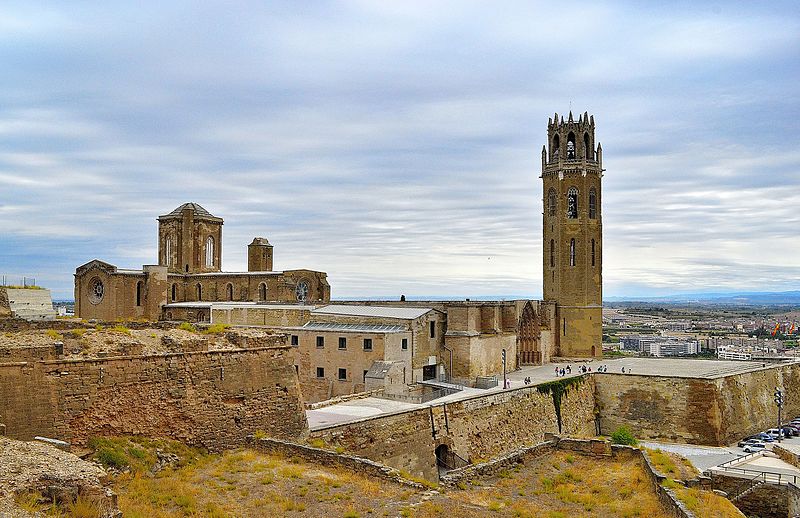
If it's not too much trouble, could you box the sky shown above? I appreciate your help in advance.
[0,1,799,301]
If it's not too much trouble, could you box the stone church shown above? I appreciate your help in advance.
[74,203,330,321]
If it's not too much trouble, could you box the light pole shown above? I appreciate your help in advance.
[775,387,784,442]
[502,348,507,389]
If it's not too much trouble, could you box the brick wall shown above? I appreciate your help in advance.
[0,346,307,451]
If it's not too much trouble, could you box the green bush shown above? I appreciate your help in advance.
[610,426,638,446]
[178,322,198,333]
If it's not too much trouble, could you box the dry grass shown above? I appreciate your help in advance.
[646,448,699,480]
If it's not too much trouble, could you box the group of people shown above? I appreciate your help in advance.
[554,364,612,377]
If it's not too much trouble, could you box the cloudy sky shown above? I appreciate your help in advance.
[1,1,798,300]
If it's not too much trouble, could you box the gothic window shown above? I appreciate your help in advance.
[547,188,557,217]
[196,283,202,301]
[135,281,142,307]
[589,188,597,219]
[591,239,596,267]
[205,236,215,267]
[567,132,576,159]
[551,134,560,159]
[171,283,177,302]
[584,132,591,159]
[258,282,267,301]
[567,187,578,219]
[165,237,172,266]
[226,283,233,301]
[550,239,555,268]
[569,238,576,267]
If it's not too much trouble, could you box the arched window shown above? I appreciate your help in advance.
[589,188,597,219]
[165,238,172,266]
[584,132,591,159]
[569,238,576,267]
[591,239,596,267]
[547,188,557,217]
[258,282,267,301]
[567,132,576,159]
[135,281,142,307]
[550,239,555,267]
[196,283,202,301]
[171,283,177,302]
[567,187,578,219]
[226,283,233,301]
[205,236,215,268]
[551,134,560,159]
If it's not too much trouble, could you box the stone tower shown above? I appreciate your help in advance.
[157,203,223,274]
[248,237,274,272]
[541,111,603,357]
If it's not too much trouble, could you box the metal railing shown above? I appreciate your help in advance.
[714,465,799,486]
[438,450,470,471]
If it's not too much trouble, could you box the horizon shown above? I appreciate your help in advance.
[1,2,799,300]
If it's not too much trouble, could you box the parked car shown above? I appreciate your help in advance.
[767,428,784,439]
[738,438,761,448]
[757,432,775,442]
[743,442,766,453]
[782,426,799,437]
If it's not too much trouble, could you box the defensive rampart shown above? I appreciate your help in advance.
[310,375,596,480]
[0,346,307,451]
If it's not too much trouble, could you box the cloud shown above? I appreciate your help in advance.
[0,1,798,300]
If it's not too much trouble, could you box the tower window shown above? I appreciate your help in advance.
[430,321,436,338]
[591,239,596,267]
[584,132,591,159]
[547,188,557,217]
[135,281,142,307]
[550,239,555,268]
[551,134,560,159]
[165,237,172,267]
[205,236,215,268]
[567,187,578,219]
[589,188,597,219]
[226,283,233,301]
[567,132,576,159]
[570,239,576,267]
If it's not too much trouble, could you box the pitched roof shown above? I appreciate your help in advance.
[311,305,433,320]
[159,202,222,221]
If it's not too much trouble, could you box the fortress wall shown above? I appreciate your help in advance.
[309,376,596,481]
[595,364,800,446]
[0,346,307,451]
[594,374,724,444]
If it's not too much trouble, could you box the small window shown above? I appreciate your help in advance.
[164,237,172,267]
[591,239,596,267]
[547,188,557,217]
[589,188,597,219]
[430,321,436,339]
[363,370,368,381]
[338,368,347,381]
[135,281,142,307]
[570,239,576,267]
[550,239,555,268]
[401,338,408,350]
[196,283,202,301]
[567,187,578,219]
[363,338,373,351]
[226,283,233,301]
[316,367,325,378]
[316,336,324,348]
[338,337,346,349]
[258,282,267,301]
[205,236,215,268]
[563,318,567,335]
[291,335,299,346]
[171,283,177,302]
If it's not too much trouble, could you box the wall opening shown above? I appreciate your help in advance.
[135,281,142,307]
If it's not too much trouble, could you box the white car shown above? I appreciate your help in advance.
[766,428,784,439]
[743,442,766,453]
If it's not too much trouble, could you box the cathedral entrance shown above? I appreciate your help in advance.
[517,302,542,365]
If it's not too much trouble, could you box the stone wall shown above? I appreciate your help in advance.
[595,363,800,446]
[0,346,307,451]
[309,375,596,481]
[711,472,787,518]
[788,482,800,518]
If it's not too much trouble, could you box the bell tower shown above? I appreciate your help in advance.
[542,111,603,357]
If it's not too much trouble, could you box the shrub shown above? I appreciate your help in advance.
[44,329,63,340]
[610,426,638,446]
[202,323,229,334]
[110,325,132,335]
[178,322,198,333]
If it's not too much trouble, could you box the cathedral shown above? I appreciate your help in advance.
[74,203,330,321]
[74,112,602,368]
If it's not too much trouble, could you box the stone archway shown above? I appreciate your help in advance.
[517,302,542,365]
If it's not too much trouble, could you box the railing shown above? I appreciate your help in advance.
[716,450,765,468]
[713,465,799,486]
[438,450,470,471]
[728,472,767,502]
[378,386,461,404]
